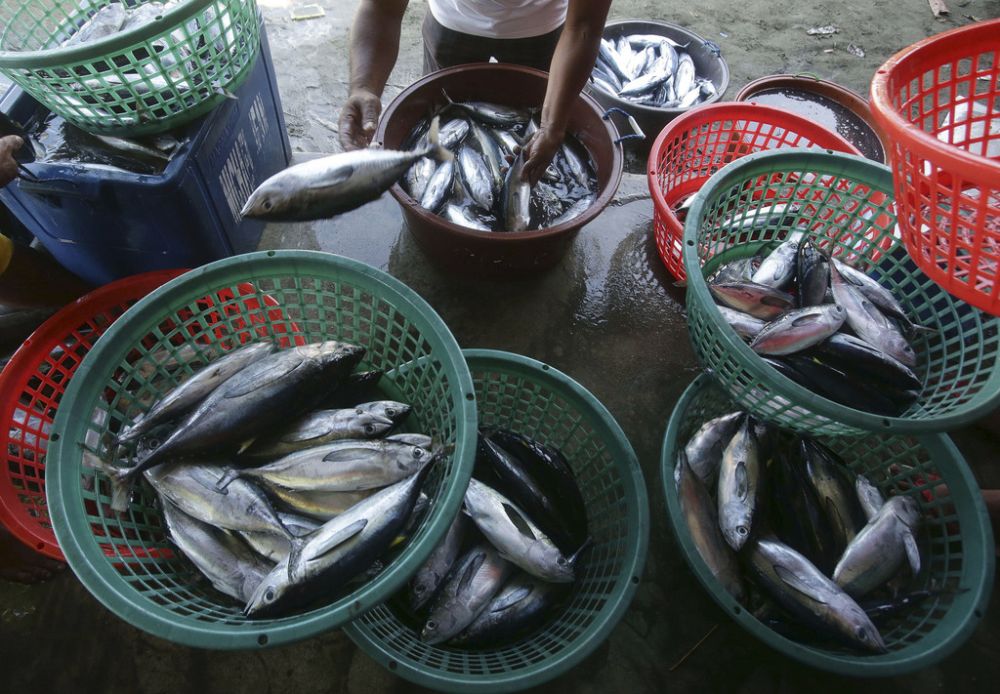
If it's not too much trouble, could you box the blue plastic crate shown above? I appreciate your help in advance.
[0,25,290,286]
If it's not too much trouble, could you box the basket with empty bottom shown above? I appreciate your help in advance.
[344,349,649,693]
[45,250,477,648]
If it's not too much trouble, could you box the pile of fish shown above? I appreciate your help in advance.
[677,412,932,654]
[401,93,598,232]
[51,1,245,124]
[402,429,590,647]
[707,228,924,416]
[85,340,445,617]
[592,33,718,109]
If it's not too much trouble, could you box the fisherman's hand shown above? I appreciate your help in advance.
[0,135,22,188]
[521,125,564,186]
[338,90,382,151]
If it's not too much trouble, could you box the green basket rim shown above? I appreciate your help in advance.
[45,250,479,649]
[681,148,1000,434]
[343,348,650,694]
[660,373,995,675]
[0,0,219,68]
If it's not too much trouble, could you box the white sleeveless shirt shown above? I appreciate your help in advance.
[427,0,568,40]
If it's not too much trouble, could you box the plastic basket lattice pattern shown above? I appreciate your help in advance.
[344,350,649,694]
[648,102,860,281]
[45,251,476,649]
[683,149,1000,436]
[661,375,994,675]
[870,19,1000,316]
[0,0,261,136]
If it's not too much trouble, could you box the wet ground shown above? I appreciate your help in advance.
[2,1,1000,692]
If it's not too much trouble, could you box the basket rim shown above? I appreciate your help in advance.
[0,0,224,68]
[660,373,996,675]
[591,18,731,117]
[681,147,1000,434]
[869,18,1000,181]
[375,62,623,242]
[0,268,183,560]
[343,348,650,694]
[44,250,478,649]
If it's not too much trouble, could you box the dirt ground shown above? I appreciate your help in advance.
[2,1,1000,693]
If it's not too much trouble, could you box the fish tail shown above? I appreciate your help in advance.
[81,447,133,513]
[426,116,453,163]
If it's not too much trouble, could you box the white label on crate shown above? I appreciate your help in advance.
[249,94,269,153]
[221,131,256,226]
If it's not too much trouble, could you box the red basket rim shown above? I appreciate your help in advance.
[870,18,1000,180]
[0,269,184,560]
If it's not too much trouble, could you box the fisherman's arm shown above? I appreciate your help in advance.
[522,0,611,185]
[338,0,410,151]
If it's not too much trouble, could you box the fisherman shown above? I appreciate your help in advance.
[0,134,88,583]
[337,0,612,186]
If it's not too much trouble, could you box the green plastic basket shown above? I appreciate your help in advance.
[45,250,478,649]
[683,149,1000,436]
[0,0,260,136]
[661,374,994,676]
[344,349,650,693]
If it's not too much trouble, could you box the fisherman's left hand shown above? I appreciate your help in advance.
[0,135,22,188]
[521,125,564,186]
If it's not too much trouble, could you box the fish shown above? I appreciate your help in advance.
[619,65,671,97]
[797,241,829,307]
[830,262,917,367]
[241,117,452,221]
[219,435,434,493]
[855,475,885,521]
[409,514,471,612]
[550,195,594,227]
[718,203,801,234]
[443,91,530,129]
[405,157,437,201]
[768,448,839,573]
[318,369,386,410]
[709,281,795,320]
[463,479,576,583]
[268,487,375,522]
[811,333,922,391]
[420,160,456,214]
[245,461,433,617]
[801,440,867,550]
[833,495,922,598]
[451,573,563,646]
[162,499,272,603]
[716,417,761,551]
[491,127,523,156]
[718,306,766,340]
[117,342,274,444]
[752,233,803,289]
[628,34,688,49]
[676,452,744,601]
[673,53,696,101]
[598,39,631,83]
[457,146,495,210]
[60,3,127,47]
[558,143,592,189]
[239,403,405,462]
[240,513,321,563]
[749,305,847,356]
[747,536,887,653]
[711,257,762,285]
[443,203,492,231]
[831,259,914,325]
[782,355,910,415]
[438,118,471,150]
[469,122,506,192]
[683,411,743,484]
[420,543,515,645]
[500,150,532,232]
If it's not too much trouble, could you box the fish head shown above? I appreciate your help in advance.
[240,176,301,220]
[720,501,753,551]
[243,568,290,618]
[365,400,410,423]
[421,611,460,645]
[297,340,366,369]
[890,495,922,527]
[530,544,576,583]
[841,602,889,654]
[355,412,395,438]
[409,571,439,612]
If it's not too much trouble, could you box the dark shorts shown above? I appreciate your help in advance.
[421,11,563,75]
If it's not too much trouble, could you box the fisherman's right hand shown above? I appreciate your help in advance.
[0,135,22,188]
[338,90,382,151]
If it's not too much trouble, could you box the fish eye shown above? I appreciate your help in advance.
[426,620,437,630]
[414,584,425,594]
[365,424,375,435]
[261,198,273,211]
[413,447,423,458]
[557,557,567,566]
[265,588,275,601]
[737,526,749,537]
[147,437,161,449]
[386,408,397,418]
[856,627,868,639]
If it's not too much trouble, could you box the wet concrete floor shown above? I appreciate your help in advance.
[2,1,1000,692]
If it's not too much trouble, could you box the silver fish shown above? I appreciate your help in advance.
[240,512,321,562]
[501,151,532,232]
[405,156,437,201]
[550,195,594,227]
[717,417,760,551]
[831,259,914,325]
[673,53,696,100]
[677,86,701,109]
[598,39,630,83]
[830,263,916,366]
[268,487,374,521]
[801,440,867,549]
[241,117,452,220]
[162,500,271,603]
[676,453,744,601]
[61,3,127,47]
[684,411,743,484]
[439,118,471,150]
[750,305,847,356]
[709,281,795,320]
[443,203,492,231]
[491,128,522,157]
[833,495,922,598]
[452,573,562,646]
[463,479,575,583]
[420,159,456,213]
[752,233,804,289]
[457,146,495,210]
[443,91,530,128]
[410,513,471,612]
[856,475,885,521]
[748,537,887,653]
[718,305,766,340]
[118,342,274,444]
[469,122,505,192]
[559,143,591,188]
[421,542,514,645]
[711,257,762,284]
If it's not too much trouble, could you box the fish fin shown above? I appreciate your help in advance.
[491,585,533,613]
[502,503,537,540]
[214,469,240,492]
[235,438,256,456]
[81,447,132,513]
[903,531,921,575]
[458,552,487,594]
[426,115,454,163]
[305,167,355,191]
[301,518,368,565]
[773,564,829,605]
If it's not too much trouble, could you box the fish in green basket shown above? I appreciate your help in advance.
[267,487,375,522]
[830,262,917,367]
[239,512,321,563]
[451,572,564,647]
[810,333,922,391]
[749,305,846,356]
[800,440,868,550]
[751,232,804,290]
[709,280,795,320]
[717,417,761,552]
[683,411,743,484]
[409,514,471,612]
[240,117,453,221]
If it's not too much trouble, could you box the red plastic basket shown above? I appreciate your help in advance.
[870,19,1000,316]
[648,102,862,281]
[0,270,183,560]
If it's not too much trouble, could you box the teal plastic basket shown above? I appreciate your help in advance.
[344,349,649,693]
[661,374,994,675]
[45,250,478,648]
